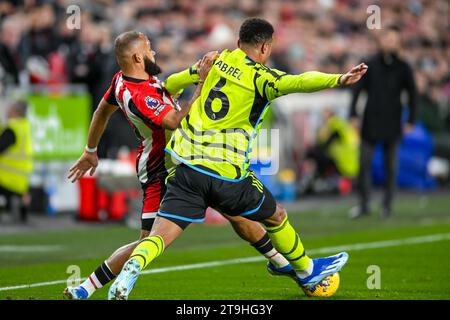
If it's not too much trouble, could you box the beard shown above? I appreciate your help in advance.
[144,56,162,76]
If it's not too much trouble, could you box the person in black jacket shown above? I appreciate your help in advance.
[349,26,417,219]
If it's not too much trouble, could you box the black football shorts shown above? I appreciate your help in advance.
[157,163,276,229]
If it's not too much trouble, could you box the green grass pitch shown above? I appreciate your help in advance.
[1,192,450,300]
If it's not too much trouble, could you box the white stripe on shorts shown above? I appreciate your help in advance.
[142,212,157,220]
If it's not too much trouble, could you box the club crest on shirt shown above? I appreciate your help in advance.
[145,96,161,110]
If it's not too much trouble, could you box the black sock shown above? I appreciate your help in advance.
[251,232,273,255]
[93,261,116,286]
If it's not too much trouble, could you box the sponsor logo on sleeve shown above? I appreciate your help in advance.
[145,96,161,109]
[155,104,166,116]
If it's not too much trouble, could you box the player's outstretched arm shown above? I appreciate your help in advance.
[264,63,368,100]
[164,51,219,96]
[68,99,118,183]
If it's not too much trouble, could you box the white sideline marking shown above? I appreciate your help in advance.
[0,245,63,253]
[0,232,449,292]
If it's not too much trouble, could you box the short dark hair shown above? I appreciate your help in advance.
[114,30,143,60]
[239,18,274,46]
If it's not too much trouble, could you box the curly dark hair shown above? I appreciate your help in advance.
[239,18,274,46]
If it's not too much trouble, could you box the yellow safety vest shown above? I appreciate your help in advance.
[317,116,359,177]
[0,118,33,194]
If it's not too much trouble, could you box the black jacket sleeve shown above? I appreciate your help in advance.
[0,128,16,154]
[349,64,369,119]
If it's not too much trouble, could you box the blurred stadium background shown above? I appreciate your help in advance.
[0,0,449,300]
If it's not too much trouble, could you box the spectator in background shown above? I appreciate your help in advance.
[18,4,57,62]
[417,72,450,163]
[0,101,33,223]
[301,108,359,195]
[316,109,360,179]
[93,22,139,159]
[0,37,19,93]
[66,22,104,107]
[0,13,23,92]
[349,26,417,219]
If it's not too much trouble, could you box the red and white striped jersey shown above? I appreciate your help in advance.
[103,71,179,185]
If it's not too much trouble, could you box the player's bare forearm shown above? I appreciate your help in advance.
[87,99,118,148]
[67,99,117,182]
[161,51,217,130]
[178,80,204,119]
[183,50,218,115]
[184,82,204,115]
[161,82,204,130]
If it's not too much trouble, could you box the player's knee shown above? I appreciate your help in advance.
[273,204,287,224]
[262,203,287,227]
[224,214,245,224]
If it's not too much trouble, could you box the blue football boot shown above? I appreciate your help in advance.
[267,262,297,280]
[63,286,89,300]
[298,252,349,289]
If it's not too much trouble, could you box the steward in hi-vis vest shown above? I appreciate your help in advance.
[317,114,359,178]
[0,103,33,195]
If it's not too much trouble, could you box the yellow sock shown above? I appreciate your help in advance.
[265,215,311,271]
[129,235,165,270]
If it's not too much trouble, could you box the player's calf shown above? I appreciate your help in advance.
[262,203,314,279]
[108,217,183,299]
[226,214,291,271]
[63,230,150,299]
